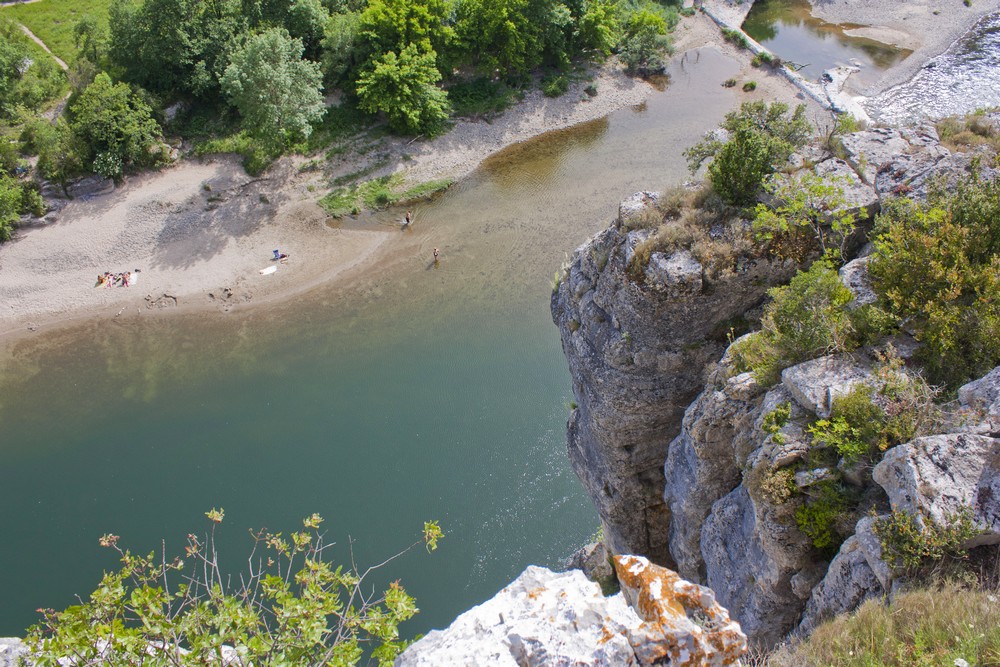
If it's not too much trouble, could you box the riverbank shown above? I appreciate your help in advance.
[0,1,983,340]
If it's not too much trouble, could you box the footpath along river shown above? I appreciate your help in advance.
[0,47,747,637]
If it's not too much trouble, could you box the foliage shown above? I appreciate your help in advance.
[873,506,983,572]
[618,6,672,76]
[221,28,326,149]
[358,0,453,64]
[936,111,1000,153]
[21,118,87,183]
[319,173,452,216]
[577,0,623,57]
[287,0,331,59]
[321,11,362,88]
[794,479,853,551]
[753,171,858,262]
[455,0,540,77]
[761,401,791,444]
[730,259,856,385]
[69,72,163,175]
[769,583,1000,667]
[27,511,443,667]
[193,130,278,175]
[0,19,67,119]
[541,73,570,98]
[868,174,1000,389]
[356,44,450,135]
[685,101,811,206]
[720,26,750,49]
[0,0,113,65]
[108,0,244,99]
[753,464,795,505]
[447,78,520,118]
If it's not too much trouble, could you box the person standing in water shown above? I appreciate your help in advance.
[433,247,440,263]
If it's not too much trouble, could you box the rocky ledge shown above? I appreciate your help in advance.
[552,123,999,647]
[396,556,747,666]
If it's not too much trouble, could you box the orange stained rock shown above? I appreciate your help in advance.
[613,555,747,666]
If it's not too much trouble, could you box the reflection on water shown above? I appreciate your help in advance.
[743,0,910,85]
[0,47,742,637]
[868,11,1000,124]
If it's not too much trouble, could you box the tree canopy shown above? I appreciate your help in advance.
[221,28,326,147]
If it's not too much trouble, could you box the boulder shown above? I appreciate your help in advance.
[619,191,660,229]
[958,366,1000,427]
[395,561,747,666]
[838,256,876,309]
[838,128,912,186]
[566,539,618,594]
[812,158,879,221]
[645,250,703,297]
[66,175,114,199]
[873,433,1000,547]
[552,206,797,562]
[0,639,29,667]
[664,371,766,582]
[615,555,747,666]
[781,355,871,419]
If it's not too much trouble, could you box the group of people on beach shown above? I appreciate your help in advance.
[96,271,136,288]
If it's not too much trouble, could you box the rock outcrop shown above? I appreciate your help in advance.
[396,557,747,666]
[0,639,28,667]
[551,195,796,563]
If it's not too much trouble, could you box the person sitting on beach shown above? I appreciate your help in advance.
[123,271,132,287]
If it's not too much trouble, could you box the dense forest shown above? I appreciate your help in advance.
[0,0,688,240]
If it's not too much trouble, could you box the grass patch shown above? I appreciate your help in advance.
[304,101,372,152]
[192,132,277,176]
[769,583,1000,666]
[936,110,1000,153]
[0,0,113,64]
[319,175,453,217]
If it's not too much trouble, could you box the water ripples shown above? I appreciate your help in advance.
[867,11,1000,124]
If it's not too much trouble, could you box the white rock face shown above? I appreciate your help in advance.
[873,433,1000,547]
[396,560,747,666]
[959,366,1000,431]
[0,639,29,667]
[781,355,871,419]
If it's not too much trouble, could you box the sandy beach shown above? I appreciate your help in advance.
[1,2,993,339]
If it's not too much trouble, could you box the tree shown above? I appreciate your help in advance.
[455,0,540,77]
[618,7,670,75]
[576,0,622,57]
[0,23,30,118]
[356,44,450,134]
[69,73,163,178]
[686,101,812,206]
[0,175,24,242]
[221,28,326,148]
[27,511,444,666]
[287,0,331,58]
[320,11,362,87]
[358,0,453,64]
[752,171,858,261]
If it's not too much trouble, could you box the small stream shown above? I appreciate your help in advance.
[867,11,1000,124]
[742,0,909,86]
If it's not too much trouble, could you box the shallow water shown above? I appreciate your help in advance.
[0,47,741,637]
[867,11,1000,124]
[742,0,909,86]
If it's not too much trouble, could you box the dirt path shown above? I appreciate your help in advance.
[16,22,68,71]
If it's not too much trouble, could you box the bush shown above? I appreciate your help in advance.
[741,80,757,92]
[873,506,982,573]
[730,259,856,385]
[27,510,443,667]
[686,101,811,206]
[541,73,569,98]
[794,479,854,551]
[868,174,1000,390]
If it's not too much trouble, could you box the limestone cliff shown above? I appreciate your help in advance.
[552,122,1000,647]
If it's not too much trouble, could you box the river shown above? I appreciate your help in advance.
[0,46,741,638]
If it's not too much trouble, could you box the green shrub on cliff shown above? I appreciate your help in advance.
[685,101,811,206]
[27,510,443,666]
[868,172,1000,390]
[731,259,856,385]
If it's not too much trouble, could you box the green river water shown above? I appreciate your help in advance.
[0,47,740,638]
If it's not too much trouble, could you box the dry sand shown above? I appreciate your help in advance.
[2,1,992,338]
